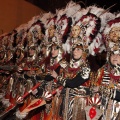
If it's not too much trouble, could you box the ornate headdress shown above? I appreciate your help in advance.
[15,28,26,46]
[15,46,25,58]
[27,15,42,29]
[29,20,45,43]
[27,44,38,61]
[103,15,120,62]
[40,12,54,27]
[0,47,6,61]
[72,6,115,56]
[47,40,65,65]
[103,16,120,51]
[55,1,81,43]
[56,14,72,43]
[44,15,57,39]
[39,41,50,57]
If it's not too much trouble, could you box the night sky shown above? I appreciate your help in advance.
[26,0,120,13]
[76,0,120,13]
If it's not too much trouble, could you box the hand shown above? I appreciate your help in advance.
[16,110,28,119]
[16,96,24,104]
[17,67,23,72]
[0,92,4,99]
[81,67,90,79]
[32,89,38,95]
[50,70,58,79]
[56,88,62,97]
[43,91,52,101]
[114,64,120,76]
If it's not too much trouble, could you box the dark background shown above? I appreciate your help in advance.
[26,0,120,13]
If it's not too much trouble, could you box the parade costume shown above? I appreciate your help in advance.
[38,41,66,120]
[50,41,92,120]
[0,48,24,120]
[28,20,45,53]
[50,4,114,120]
[95,16,120,120]
[0,1,119,120]
[15,46,43,120]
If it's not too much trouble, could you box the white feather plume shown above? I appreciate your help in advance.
[41,12,54,27]
[56,9,66,22]
[65,1,81,18]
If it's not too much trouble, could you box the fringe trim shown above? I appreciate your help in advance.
[16,110,28,119]
[1,98,10,107]
[63,88,70,120]
[73,97,86,120]
[0,93,5,99]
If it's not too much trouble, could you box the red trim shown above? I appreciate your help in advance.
[108,17,120,27]
[97,68,104,85]
[109,73,120,81]
[27,99,43,109]
[49,63,60,71]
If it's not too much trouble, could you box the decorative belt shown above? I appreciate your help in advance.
[70,88,87,96]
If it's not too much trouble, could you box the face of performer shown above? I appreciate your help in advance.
[27,31,32,41]
[0,51,5,60]
[38,29,42,40]
[7,50,11,57]
[73,46,83,60]
[8,38,13,47]
[16,34,22,44]
[71,25,81,38]
[16,49,21,58]
[110,53,120,66]
[48,25,55,38]
[51,45,59,58]
[109,27,120,42]
[29,48,35,57]
[41,45,46,55]
[33,28,42,40]
[2,36,8,46]
[4,39,8,46]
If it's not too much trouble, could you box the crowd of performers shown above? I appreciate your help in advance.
[0,1,120,120]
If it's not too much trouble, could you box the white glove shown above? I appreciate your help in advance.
[81,67,91,79]
[32,89,38,95]
[17,67,23,72]
[16,96,24,104]
[114,64,120,76]
[1,98,11,107]
[44,91,52,101]
[0,93,5,99]
[16,110,28,119]
[56,88,62,97]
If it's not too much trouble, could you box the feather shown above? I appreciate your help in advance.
[65,1,81,18]
[56,9,66,22]
[41,12,54,27]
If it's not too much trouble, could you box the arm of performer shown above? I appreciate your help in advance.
[113,82,120,102]
[51,66,91,88]
[44,66,61,81]
[113,90,120,102]
[22,65,61,98]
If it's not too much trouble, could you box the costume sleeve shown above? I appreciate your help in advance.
[35,87,44,98]
[65,73,89,88]
[36,75,42,81]
[44,74,54,81]
[113,89,120,102]
[44,66,61,81]
[56,65,91,88]
[23,74,30,79]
